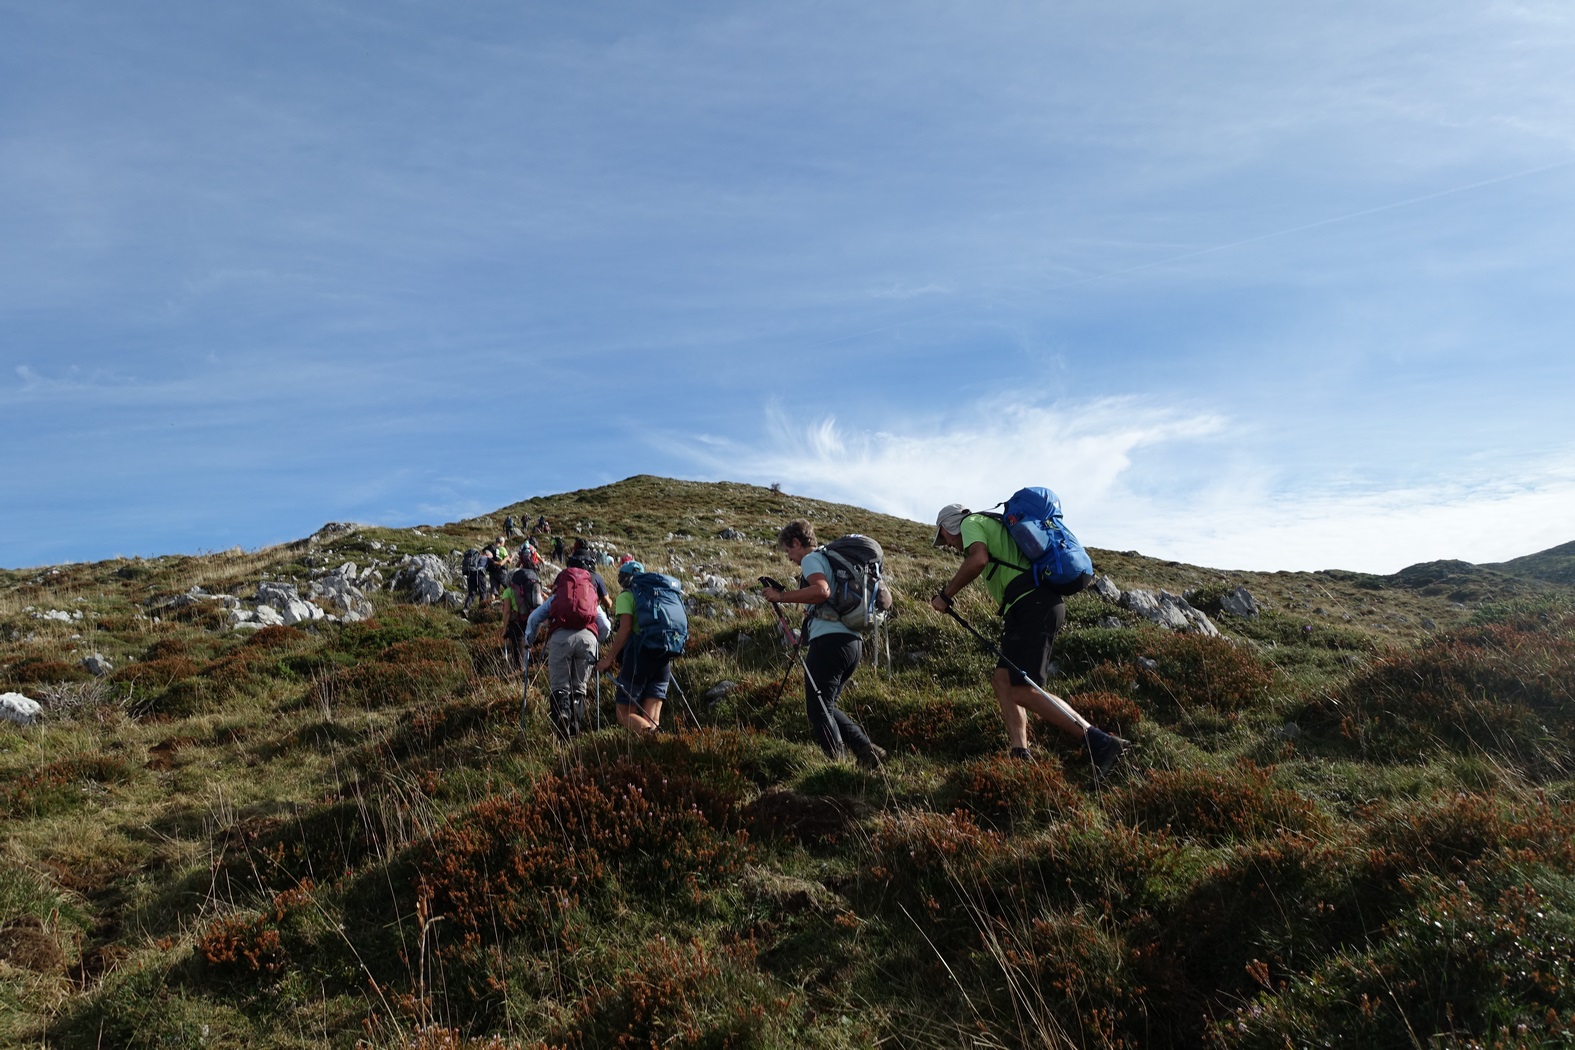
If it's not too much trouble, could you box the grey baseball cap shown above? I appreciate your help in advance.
[932,504,969,546]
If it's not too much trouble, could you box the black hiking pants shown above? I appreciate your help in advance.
[803,633,872,760]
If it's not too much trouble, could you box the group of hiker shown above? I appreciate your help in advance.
[482,488,1130,779]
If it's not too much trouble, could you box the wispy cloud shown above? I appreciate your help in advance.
[680,396,1575,574]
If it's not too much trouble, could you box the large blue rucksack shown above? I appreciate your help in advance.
[992,487,1094,594]
[627,572,689,657]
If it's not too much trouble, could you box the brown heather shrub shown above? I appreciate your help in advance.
[981,906,1154,1050]
[390,1027,531,1050]
[1089,633,1277,722]
[212,795,407,899]
[1313,615,1575,776]
[370,695,505,765]
[743,786,865,848]
[109,655,199,689]
[316,647,474,710]
[552,938,796,1049]
[620,727,806,791]
[412,758,747,978]
[942,753,1080,830]
[196,883,315,986]
[863,809,1009,942]
[1358,791,1575,886]
[3,656,90,688]
[244,624,312,650]
[1069,689,1145,736]
[1105,763,1331,845]
[880,694,1002,758]
[142,637,200,661]
[1160,831,1371,1002]
[0,754,133,819]
[1212,872,1575,1049]
[168,602,228,630]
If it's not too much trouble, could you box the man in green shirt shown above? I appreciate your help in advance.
[929,502,1127,775]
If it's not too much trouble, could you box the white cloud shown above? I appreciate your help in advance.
[683,397,1575,575]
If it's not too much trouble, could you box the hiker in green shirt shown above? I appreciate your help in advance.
[929,503,1127,774]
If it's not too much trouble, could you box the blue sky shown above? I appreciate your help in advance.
[5,1,1573,573]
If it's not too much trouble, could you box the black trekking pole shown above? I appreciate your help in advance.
[668,674,700,732]
[759,577,844,756]
[519,642,531,732]
[759,577,808,703]
[938,602,1089,729]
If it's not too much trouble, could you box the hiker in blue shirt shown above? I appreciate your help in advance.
[762,519,886,770]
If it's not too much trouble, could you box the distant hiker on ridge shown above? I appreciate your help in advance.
[762,519,887,770]
[929,501,1128,776]
[461,546,489,612]
[486,538,510,602]
[498,566,542,672]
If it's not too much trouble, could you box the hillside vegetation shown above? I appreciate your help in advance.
[3,475,1575,1049]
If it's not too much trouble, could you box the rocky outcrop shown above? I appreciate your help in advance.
[1089,575,1220,636]
[390,554,460,606]
[1219,586,1259,618]
[1119,589,1219,635]
[309,562,377,622]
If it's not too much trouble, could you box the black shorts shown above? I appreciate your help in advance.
[998,586,1066,688]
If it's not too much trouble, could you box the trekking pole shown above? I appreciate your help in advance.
[760,577,821,701]
[668,674,700,733]
[759,577,844,756]
[519,641,531,731]
[939,603,1088,728]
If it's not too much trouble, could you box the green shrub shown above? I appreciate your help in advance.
[1089,632,1278,723]
[552,938,800,1049]
[1214,870,1575,1049]
[868,692,1002,759]
[1105,763,1331,845]
[0,754,132,819]
[1311,613,1575,777]
[940,753,1080,830]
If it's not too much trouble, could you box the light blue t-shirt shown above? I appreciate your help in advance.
[801,549,857,641]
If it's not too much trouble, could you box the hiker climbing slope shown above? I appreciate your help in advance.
[498,566,541,671]
[761,519,888,770]
[929,499,1128,776]
[596,560,687,734]
[521,567,610,738]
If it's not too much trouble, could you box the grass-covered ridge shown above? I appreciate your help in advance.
[3,475,1575,1048]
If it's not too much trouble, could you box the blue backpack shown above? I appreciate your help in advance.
[992,487,1094,594]
[627,572,689,657]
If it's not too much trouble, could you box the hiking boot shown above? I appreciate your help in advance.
[1009,746,1032,761]
[855,743,887,771]
[1085,728,1129,780]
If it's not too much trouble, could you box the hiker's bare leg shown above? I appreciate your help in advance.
[992,668,1088,747]
[618,704,657,732]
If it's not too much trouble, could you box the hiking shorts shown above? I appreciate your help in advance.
[999,587,1066,688]
[615,650,672,706]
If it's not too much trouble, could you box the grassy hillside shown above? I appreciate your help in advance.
[3,475,1575,1049]
[1491,539,1575,587]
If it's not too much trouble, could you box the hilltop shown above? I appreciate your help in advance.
[3,476,1575,1049]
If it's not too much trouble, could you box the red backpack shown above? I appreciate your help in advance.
[548,567,598,633]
